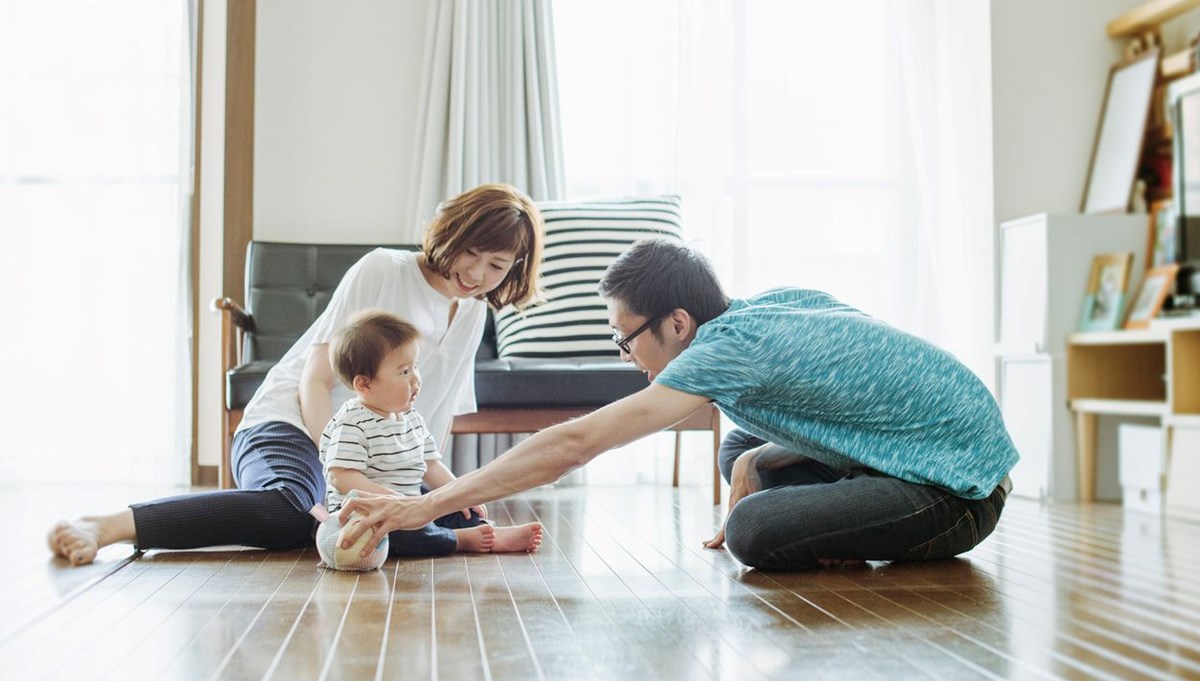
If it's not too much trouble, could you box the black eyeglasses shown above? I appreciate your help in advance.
[612,314,663,354]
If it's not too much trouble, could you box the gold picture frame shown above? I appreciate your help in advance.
[1079,252,1135,331]
[1124,264,1180,329]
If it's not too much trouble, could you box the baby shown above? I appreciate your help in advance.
[315,309,541,570]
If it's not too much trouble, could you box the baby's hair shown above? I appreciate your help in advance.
[330,310,420,388]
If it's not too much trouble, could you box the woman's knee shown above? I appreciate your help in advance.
[246,492,318,550]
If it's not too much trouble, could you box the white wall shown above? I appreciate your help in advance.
[990,0,1200,500]
[990,0,1143,224]
[254,0,430,244]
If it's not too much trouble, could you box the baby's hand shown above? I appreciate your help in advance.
[461,504,487,519]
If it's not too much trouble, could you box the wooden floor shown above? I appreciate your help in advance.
[9,482,1200,681]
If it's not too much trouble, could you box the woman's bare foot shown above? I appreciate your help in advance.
[491,522,543,553]
[47,510,136,566]
[454,524,496,553]
[47,520,103,566]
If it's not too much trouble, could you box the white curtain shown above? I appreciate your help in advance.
[407,0,565,239]
[407,0,566,471]
[554,0,995,485]
[0,0,195,485]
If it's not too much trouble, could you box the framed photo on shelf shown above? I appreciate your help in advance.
[1124,264,1180,329]
[1079,252,1135,331]
[1081,48,1160,214]
[1146,200,1179,269]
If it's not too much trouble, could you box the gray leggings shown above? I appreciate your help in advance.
[718,428,1007,571]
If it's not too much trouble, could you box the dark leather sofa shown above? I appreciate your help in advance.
[215,241,721,502]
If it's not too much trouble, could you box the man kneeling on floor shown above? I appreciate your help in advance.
[337,239,1019,571]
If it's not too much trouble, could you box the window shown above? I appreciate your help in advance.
[553,0,994,484]
[0,0,192,484]
[555,0,916,314]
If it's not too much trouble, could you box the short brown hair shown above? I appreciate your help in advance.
[422,183,544,310]
[330,310,420,388]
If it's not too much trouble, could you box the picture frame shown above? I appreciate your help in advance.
[1080,252,1135,332]
[1081,48,1161,214]
[1124,264,1180,329]
[1146,199,1179,269]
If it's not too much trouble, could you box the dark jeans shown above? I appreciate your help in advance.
[387,508,486,557]
[718,428,1007,571]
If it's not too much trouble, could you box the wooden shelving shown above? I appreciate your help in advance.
[1163,47,1194,77]
[1069,398,1169,416]
[1068,328,1169,345]
[1108,0,1200,38]
[1067,324,1200,511]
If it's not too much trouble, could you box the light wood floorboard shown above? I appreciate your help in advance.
[12,482,1200,680]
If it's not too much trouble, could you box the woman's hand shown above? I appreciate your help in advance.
[337,492,437,555]
[704,447,765,550]
[463,504,488,520]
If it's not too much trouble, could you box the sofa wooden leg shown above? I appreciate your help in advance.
[673,432,682,487]
[711,407,721,505]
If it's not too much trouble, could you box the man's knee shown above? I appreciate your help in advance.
[723,495,818,571]
[723,497,774,568]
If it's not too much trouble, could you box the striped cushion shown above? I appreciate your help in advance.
[494,196,683,358]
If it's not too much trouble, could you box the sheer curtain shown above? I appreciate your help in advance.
[554,0,994,485]
[405,0,566,472]
[0,0,195,485]
[407,0,564,238]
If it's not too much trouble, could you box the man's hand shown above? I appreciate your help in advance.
[337,492,437,556]
[704,447,765,550]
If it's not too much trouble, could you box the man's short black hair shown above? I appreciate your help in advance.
[598,239,729,329]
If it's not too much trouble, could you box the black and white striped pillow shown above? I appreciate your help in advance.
[494,195,683,358]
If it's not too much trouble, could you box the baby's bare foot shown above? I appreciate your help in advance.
[47,519,101,566]
[455,524,496,553]
[491,523,543,553]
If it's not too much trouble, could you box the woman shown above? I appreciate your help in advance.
[49,183,544,565]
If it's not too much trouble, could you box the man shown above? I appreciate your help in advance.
[340,239,1017,570]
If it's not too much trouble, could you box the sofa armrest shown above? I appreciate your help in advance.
[211,297,254,375]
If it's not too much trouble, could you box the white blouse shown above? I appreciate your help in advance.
[237,248,487,445]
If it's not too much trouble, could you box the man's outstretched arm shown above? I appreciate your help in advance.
[338,383,712,548]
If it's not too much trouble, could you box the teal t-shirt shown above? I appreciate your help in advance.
[655,289,1018,500]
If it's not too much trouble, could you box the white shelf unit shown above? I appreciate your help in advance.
[1067,318,1200,517]
[996,212,1148,501]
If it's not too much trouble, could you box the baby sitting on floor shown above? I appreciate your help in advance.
[314,310,542,571]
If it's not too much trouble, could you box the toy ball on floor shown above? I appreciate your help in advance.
[315,494,388,571]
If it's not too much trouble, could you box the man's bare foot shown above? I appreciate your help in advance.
[454,524,496,553]
[47,520,102,566]
[491,522,543,553]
